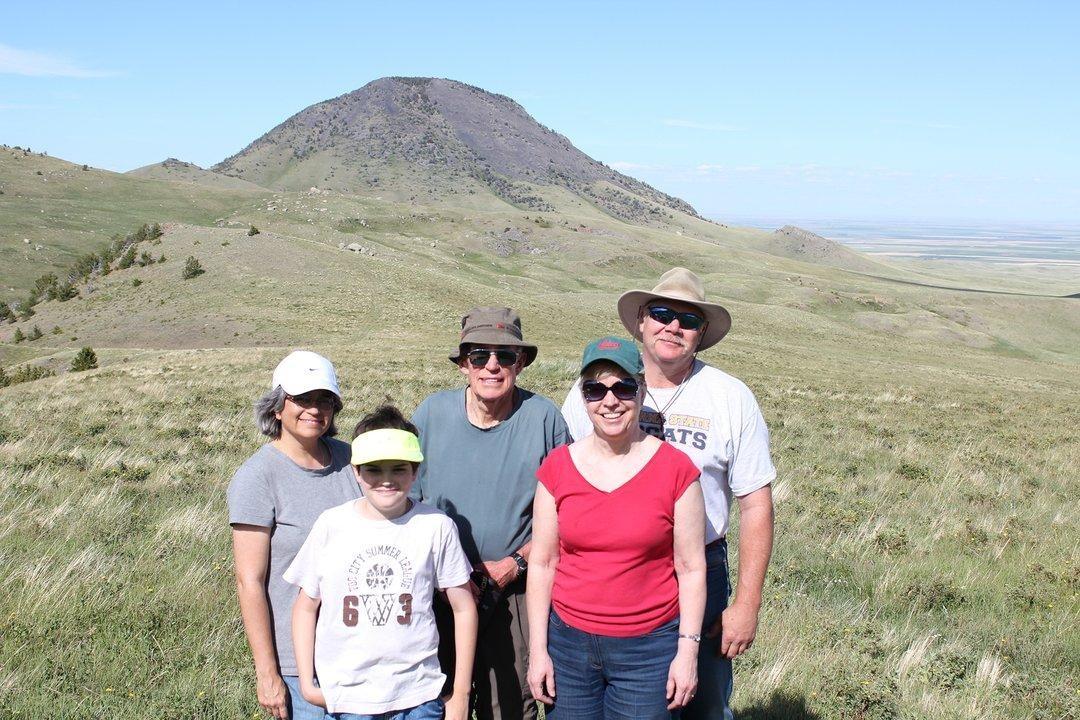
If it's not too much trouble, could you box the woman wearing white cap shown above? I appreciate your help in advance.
[228,350,361,720]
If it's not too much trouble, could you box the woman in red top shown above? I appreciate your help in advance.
[526,336,706,719]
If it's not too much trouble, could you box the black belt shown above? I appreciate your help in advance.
[705,537,726,549]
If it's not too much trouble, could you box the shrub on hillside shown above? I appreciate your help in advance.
[132,278,142,287]
[138,251,155,267]
[18,300,34,320]
[28,325,43,341]
[117,246,137,269]
[0,303,13,324]
[0,366,7,388]
[8,364,54,384]
[247,225,260,236]
[181,256,205,279]
[70,347,98,372]
[12,328,25,343]
[34,273,59,300]
[55,281,78,301]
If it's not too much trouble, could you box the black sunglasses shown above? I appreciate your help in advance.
[286,392,340,411]
[466,348,520,368]
[646,305,706,330]
[581,378,640,402]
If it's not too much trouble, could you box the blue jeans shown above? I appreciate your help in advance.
[682,540,733,720]
[333,698,444,719]
[546,610,679,720]
[282,676,332,720]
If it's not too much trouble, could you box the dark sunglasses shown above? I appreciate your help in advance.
[286,392,339,410]
[466,348,520,368]
[646,305,706,330]
[581,378,640,402]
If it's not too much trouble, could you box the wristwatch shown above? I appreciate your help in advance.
[678,633,702,643]
[511,552,528,576]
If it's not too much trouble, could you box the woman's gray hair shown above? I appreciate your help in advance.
[254,386,339,439]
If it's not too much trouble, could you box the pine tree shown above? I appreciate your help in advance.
[117,246,137,269]
[248,225,260,236]
[28,325,43,341]
[13,328,26,343]
[181,256,205,279]
[55,282,78,301]
[70,347,98,372]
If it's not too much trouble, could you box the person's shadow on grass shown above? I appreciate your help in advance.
[737,690,822,720]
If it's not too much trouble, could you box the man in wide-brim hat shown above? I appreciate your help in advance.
[562,268,776,720]
[412,306,570,720]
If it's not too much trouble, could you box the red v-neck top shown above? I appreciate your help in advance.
[536,442,700,636]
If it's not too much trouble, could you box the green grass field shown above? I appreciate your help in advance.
[0,150,1077,719]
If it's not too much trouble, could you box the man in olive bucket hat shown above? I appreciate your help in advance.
[561,269,776,720]
[411,307,570,720]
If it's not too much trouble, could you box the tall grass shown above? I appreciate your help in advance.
[0,337,1075,719]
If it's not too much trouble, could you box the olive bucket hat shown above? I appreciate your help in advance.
[448,306,538,367]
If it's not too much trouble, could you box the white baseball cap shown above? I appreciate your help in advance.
[271,350,341,399]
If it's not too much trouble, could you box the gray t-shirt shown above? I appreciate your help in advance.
[411,387,571,564]
[227,438,361,676]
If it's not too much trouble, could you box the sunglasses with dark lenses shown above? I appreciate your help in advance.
[646,305,706,330]
[466,348,520,368]
[287,392,339,410]
[581,378,640,402]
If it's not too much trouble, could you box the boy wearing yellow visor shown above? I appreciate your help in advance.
[285,406,478,720]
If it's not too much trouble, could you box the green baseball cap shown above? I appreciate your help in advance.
[580,336,643,376]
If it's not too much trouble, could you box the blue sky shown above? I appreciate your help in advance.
[2,0,1077,223]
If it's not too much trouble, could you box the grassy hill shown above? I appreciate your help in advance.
[1,189,1076,719]
[0,147,269,303]
[1,317,1075,720]
[127,158,268,191]
[1,82,1078,718]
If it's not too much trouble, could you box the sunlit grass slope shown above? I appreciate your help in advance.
[1,151,1078,719]
[0,148,269,301]
[0,329,1075,719]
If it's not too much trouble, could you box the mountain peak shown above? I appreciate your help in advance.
[213,76,697,224]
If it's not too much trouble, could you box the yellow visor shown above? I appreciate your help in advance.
[351,428,424,466]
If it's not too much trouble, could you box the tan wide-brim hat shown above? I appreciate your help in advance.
[617,268,732,351]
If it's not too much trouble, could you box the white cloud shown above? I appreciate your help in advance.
[0,43,113,77]
[610,161,652,172]
[663,118,741,132]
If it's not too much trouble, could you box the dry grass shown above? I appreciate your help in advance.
[1,149,1077,719]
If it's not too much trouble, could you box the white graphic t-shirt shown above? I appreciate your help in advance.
[562,360,776,542]
[283,500,472,714]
